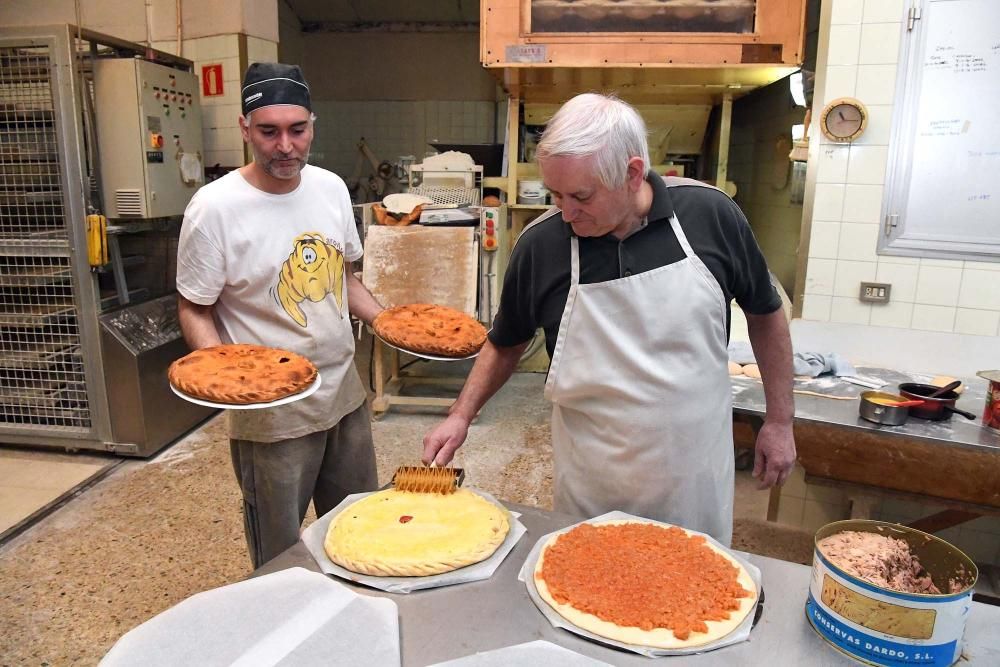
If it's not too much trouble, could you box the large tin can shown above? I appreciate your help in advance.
[976,370,1000,432]
[806,520,977,666]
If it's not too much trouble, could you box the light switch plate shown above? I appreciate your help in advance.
[859,282,891,303]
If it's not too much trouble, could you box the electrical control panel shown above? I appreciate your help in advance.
[479,205,505,323]
[93,58,204,218]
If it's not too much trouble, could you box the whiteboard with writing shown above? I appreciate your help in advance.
[882,0,1000,259]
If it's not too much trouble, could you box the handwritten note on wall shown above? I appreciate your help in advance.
[887,0,1000,256]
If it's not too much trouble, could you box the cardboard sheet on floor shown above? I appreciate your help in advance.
[100,568,399,667]
[362,225,477,315]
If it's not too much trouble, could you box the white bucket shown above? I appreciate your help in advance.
[517,180,547,205]
[806,520,977,666]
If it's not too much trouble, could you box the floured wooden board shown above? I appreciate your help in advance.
[362,226,478,316]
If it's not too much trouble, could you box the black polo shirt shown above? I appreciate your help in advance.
[489,174,781,359]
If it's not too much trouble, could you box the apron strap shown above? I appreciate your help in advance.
[570,236,580,286]
[545,234,581,398]
[668,214,697,261]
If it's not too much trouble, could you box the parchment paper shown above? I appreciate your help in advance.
[428,640,611,666]
[100,567,399,666]
[517,511,763,657]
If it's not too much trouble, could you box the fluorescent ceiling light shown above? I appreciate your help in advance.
[790,71,806,107]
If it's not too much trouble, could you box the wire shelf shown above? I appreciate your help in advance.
[0,42,90,430]
[405,185,482,207]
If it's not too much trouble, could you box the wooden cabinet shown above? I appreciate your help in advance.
[483,0,807,75]
[481,0,807,226]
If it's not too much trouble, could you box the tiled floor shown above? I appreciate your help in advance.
[0,447,116,538]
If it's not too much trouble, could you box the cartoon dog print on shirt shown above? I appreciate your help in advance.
[274,233,345,327]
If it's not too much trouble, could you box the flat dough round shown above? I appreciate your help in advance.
[325,488,509,577]
[168,344,317,404]
[533,520,757,649]
[373,303,487,357]
[742,364,762,379]
[728,361,743,376]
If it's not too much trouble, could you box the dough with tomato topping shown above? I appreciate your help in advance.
[533,520,757,649]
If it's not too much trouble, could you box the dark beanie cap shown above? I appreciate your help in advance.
[241,62,311,116]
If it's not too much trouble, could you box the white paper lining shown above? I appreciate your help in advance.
[170,373,322,410]
[302,488,527,593]
[373,332,480,361]
[428,639,611,666]
[517,511,763,658]
[100,568,399,667]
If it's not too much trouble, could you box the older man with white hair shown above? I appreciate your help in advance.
[423,93,795,545]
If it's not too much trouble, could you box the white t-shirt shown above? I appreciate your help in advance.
[176,165,366,442]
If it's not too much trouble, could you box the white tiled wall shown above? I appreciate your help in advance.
[775,466,1000,565]
[155,34,279,168]
[150,34,490,175]
[308,100,496,183]
[802,0,1000,337]
[790,2,1000,559]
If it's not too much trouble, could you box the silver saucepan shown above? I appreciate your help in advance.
[859,391,922,426]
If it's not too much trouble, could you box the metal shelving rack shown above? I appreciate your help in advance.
[0,26,106,445]
[0,25,212,455]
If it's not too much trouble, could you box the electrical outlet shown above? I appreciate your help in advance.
[859,282,891,303]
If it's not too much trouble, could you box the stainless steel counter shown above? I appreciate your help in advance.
[256,503,1000,666]
[732,368,1000,511]
[732,367,1000,452]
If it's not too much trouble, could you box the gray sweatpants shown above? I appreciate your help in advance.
[230,402,378,569]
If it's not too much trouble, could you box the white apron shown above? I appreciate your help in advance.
[540,210,735,545]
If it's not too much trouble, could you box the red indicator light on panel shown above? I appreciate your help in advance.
[485,219,495,230]
[484,237,498,251]
[485,227,495,236]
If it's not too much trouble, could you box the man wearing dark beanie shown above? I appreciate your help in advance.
[175,62,384,568]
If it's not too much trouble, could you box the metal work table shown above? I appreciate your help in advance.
[731,368,1000,526]
[732,367,999,451]
[256,503,1000,666]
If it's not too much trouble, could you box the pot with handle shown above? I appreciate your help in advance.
[898,382,977,421]
[859,391,918,425]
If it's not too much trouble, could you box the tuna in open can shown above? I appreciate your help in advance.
[976,370,1000,432]
[805,520,977,666]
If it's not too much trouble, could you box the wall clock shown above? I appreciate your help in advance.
[819,97,868,143]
